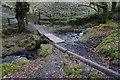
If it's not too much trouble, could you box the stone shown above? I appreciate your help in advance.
[12,57,29,65]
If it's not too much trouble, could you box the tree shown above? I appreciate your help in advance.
[15,2,29,32]
[90,2,108,23]
[78,2,109,23]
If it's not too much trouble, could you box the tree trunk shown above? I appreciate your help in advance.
[112,2,117,12]
[17,17,25,32]
[102,7,108,23]
[15,2,29,33]
[101,3,108,23]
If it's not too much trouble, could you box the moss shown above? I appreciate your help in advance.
[38,44,49,57]
[96,30,119,59]
[18,40,27,47]
[18,34,40,50]
[93,24,113,30]
[3,48,13,56]
[12,57,29,66]
[3,43,14,48]
[2,27,13,35]
[87,72,100,79]
[1,63,22,77]
[75,28,104,44]
[62,63,85,78]
[44,53,52,61]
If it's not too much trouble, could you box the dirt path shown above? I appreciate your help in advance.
[33,49,66,78]
[59,43,109,66]
[5,44,108,78]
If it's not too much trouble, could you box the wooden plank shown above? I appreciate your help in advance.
[33,24,64,43]
[44,33,64,43]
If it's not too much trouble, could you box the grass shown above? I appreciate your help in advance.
[87,72,100,79]
[61,62,100,78]
[75,28,105,44]
[96,29,120,60]
[62,63,84,78]
[44,52,52,61]
[75,21,119,60]
[1,63,22,77]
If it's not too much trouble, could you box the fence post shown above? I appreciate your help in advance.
[7,18,11,25]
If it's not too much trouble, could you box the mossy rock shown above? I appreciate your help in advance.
[3,43,14,48]
[2,27,14,35]
[26,43,36,50]
[18,34,40,50]
[12,57,29,66]
[2,48,13,57]
[0,63,22,77]
[38,44,49,57]
[18,39,29,47]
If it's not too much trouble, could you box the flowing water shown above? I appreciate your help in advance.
[1,50,38,63]
[57,29,85,42]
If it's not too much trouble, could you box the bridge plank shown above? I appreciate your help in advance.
[44,33,64,43]
[33,24,64,43]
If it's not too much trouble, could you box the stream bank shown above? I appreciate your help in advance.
[5,44,108,78]
[55,23,120,73]
[1,24,43,63]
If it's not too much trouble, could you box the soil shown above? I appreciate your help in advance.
[5,44,108,78]
[58,42,120,73]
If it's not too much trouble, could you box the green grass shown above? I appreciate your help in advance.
[1,63,22,77]
[87,72,100,79]
[64,66,84,78]
[96,29,120,60]
[61,63,85,78]
[44,53,52,61]
[61,62,100,78]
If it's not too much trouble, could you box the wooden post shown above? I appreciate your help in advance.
[7,18,10,25]
[38,11,41,20]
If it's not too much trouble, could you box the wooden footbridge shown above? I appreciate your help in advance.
[32,24,65,44]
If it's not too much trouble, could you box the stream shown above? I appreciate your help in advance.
[1,50,38,63]
[57,29,85,42]
[1,29,85,63]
